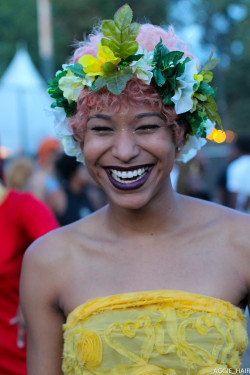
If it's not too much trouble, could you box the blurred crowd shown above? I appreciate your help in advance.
[3,137,107,226]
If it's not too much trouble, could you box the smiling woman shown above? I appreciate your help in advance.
[20,4,250,375]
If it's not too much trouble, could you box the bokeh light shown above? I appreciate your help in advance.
[206,128,227,143]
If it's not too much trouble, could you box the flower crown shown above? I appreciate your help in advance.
[48,4,222,163]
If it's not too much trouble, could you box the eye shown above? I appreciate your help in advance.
[136,124,161,134]
[91,126,114,134]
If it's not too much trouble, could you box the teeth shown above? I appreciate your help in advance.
[109,166,150,184]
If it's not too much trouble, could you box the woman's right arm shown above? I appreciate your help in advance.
[20,236,65,375]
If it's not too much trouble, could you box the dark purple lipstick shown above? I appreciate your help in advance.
[105,166,154,191]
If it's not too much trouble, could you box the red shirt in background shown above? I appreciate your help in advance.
[0,190,59,375]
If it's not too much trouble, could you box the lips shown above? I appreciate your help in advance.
[105,164,154,190]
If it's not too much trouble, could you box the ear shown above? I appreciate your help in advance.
[172,124,185,153]
[80,141,84,154]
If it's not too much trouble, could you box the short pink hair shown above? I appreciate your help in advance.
[69,23,196,143]
[72,24,196,63]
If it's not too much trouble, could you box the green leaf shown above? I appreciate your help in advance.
[101,61,116,74]
[163,94,173,105]
[114,3,132,27]
[162,51,184,70]
[195,93,207,101]
[153,39,170,67]
[201,50,220,72]
[122,54,144,64]
[200,101,222,129]
[68,63,86,78]
[197,81,215,97]
[94,76,107,91]
[204,96,217,112]
[106,67,133,94]
[101,4,140,59]
[94,67,133,95]
[153,69,166,86]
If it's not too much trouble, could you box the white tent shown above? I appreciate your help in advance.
[0,47,56,155]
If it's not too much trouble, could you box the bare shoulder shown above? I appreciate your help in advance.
[22,207,108,286]
[182,194,249,227]
[24,207,106,261]
[181,194,250,253]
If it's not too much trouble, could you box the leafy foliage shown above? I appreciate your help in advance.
[101,4,140,59]
[152,39,186,104]
[48,71,77,117]
[94,66,133,95]
[67,63,86,78]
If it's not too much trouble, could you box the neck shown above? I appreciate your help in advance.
[106,185,183,238]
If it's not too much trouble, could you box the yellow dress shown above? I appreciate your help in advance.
[62,290,248,375]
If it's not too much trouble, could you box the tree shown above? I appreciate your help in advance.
[0,0,168,78]
[168,0,250,135]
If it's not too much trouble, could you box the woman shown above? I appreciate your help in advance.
[20,5,250,374]
[0,173,58,375]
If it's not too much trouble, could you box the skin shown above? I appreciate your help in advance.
[20,103,250,375]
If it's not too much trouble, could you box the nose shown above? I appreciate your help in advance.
[112,129,140,162]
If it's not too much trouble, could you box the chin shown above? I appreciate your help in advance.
[108,191,156,211]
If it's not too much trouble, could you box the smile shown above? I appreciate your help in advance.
[105,165,154,190]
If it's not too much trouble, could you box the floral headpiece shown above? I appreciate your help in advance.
[48,4,222,163]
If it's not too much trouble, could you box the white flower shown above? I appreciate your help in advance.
[171,59,197,114]
[58,70,94,104]
[176,134,207,163]
[204,119,215,136]
[58,70,84,103]
[47,107,85,164]
[130,47,154,85]
[61,135,85,163]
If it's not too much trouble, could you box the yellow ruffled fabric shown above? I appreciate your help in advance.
[62,290,248,375]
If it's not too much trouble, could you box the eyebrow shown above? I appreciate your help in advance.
[87,114,111,123]
[135,112,164,120]
[87,112,164,122]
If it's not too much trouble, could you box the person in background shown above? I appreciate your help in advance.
[215,138,243,207]
[226,136,250,213]
[0,159,59,375]
[55,154,101,226]
[5,156,34,191]
[27,137,65,216]
[176,152,211,200]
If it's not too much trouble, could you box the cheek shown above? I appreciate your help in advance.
[147,133,176,158]
[81,135,108,164]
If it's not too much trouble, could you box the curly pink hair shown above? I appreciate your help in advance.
[69,24,197,144]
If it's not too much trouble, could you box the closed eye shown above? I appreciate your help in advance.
[91,126,113,134]
[136,124,161,134]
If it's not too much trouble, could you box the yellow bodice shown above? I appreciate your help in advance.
[62,290,248,375]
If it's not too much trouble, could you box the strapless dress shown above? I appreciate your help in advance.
[62,290,248,375]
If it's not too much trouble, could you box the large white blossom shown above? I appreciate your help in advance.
[176,134,207,163]
[47,107,85,163]
[176,119,215,163]
[171,59,197,114]
[130,47,154,85]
